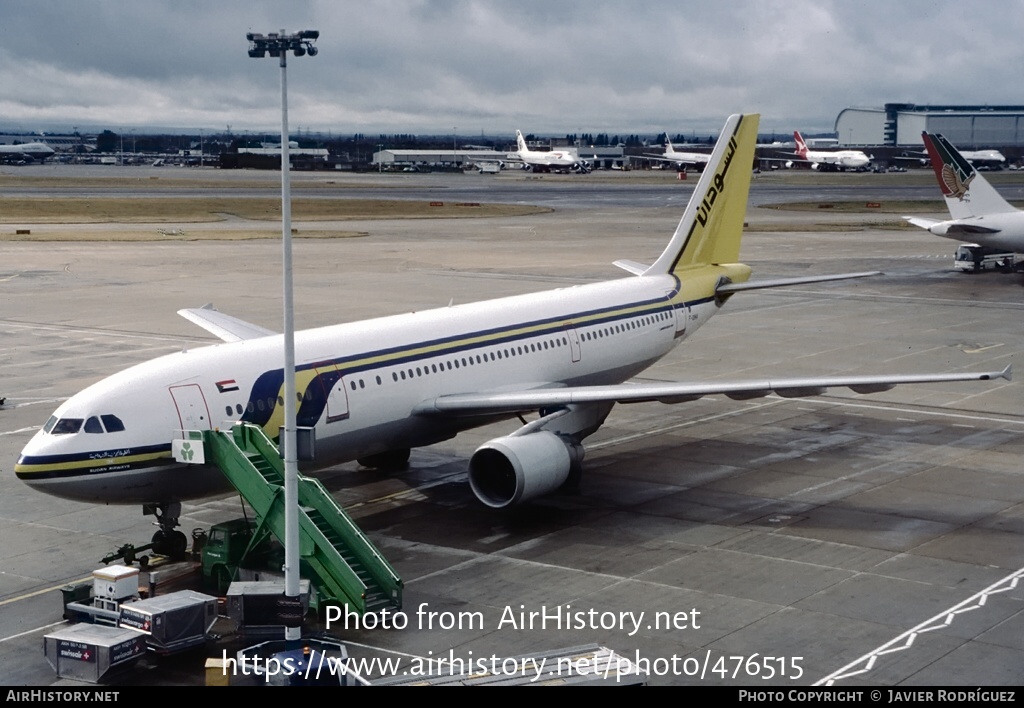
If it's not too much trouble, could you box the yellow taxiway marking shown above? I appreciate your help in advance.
[0,576,92,609]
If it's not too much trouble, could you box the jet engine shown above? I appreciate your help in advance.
[468,431,583,509]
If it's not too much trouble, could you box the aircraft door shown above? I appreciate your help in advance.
[169,384,212,432]
[564,325,582,362]
[674,304,690,338]
[315,366,350,423]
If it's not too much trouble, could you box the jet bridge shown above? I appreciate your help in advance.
[189,424,402,616]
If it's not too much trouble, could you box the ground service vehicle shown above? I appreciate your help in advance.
[953,245,1024,273]
[201,518,283,594]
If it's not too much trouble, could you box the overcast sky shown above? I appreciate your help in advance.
[2,1,1021,138]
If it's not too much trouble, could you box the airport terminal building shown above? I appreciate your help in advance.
[836,103,1024,148]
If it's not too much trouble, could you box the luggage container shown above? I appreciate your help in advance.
[226,580,311,637]
[43,623,145,683]
[118,589,218,654]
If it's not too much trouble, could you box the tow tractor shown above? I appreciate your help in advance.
[96,517,281,596]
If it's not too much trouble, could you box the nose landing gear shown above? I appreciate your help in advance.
[144,501,189,557]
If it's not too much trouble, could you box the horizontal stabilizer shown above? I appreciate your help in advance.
[903,216,942,230]
[414,366,1010,416]
[178,304,277,342]
[941,223,1001,235]
[613,259,649,275]
[716,271,881,294]
[903,216,1001,236]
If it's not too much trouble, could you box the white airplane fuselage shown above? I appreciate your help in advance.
[514,130,589,173]
[520,150,582,171]
[805,150,870,170]
[651,140,711,169]
[793,132,869,171]
[959,149,1006,167]
[0,142,55,162]
[16,273,706,505]
[665,151,709,166]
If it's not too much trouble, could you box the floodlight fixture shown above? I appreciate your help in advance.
[247,29,319,65]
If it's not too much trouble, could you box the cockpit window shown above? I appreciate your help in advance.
[101,415,125,432]
[50,418,83,435]
[45,413,125,435]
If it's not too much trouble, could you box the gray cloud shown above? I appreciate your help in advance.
[2,0,1021,136]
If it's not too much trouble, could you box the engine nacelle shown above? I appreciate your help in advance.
[468,431,582,509]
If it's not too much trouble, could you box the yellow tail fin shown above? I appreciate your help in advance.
[646,113,759,274]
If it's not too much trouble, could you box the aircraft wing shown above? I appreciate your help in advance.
[178,304,277,342]
[414,366,1010,416]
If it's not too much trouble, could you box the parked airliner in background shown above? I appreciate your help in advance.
[789,131,871,171]
[957,147,1006,169]
[0,141,55,163]
[509,130,591,173]
[902,144,1006,170]
[904,131,1024,255]
[643,136,711,170]
[15,114,1008,554]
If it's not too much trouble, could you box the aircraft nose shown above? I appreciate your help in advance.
[14,429,53,482]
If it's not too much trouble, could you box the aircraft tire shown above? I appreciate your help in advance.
[151,530,168,555]
[168,530,188,557]
[152,529,189,557]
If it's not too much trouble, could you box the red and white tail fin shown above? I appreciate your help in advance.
[793,131,808,159]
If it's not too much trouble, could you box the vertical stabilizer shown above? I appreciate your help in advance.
[515,130,528,154]
[646,113,759,275]
[793,130,809,159]
[922,132,1016,219]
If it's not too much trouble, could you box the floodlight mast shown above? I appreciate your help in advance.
[246,28,318,642]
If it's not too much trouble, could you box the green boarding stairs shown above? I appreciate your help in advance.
[195,423,402,615]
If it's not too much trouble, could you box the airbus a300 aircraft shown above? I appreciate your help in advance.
[790,131,871,171]
[510,130,591,173]
[16,114,1008,554]
[643,136,711,171]
[905,132,1024,253]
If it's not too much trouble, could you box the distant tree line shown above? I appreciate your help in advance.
[87,128,722,161]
